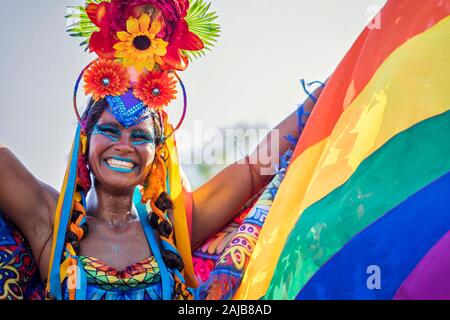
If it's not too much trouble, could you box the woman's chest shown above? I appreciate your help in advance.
[79,220,153,270]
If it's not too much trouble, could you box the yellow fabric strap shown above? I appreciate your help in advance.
[165,131,198,288]
[45,137,76,293]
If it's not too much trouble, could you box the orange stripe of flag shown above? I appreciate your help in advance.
[292,0,450,162]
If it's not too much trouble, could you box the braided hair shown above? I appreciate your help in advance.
[140,110,191,299]
[63,98,105,261]
[64,98,190,299]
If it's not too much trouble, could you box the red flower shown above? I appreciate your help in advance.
[85,0,203,69]
[162,19,204,71]
[77,154,91,192]
[85,0,203,70]
[83,59,130,101]
[86,2,118,59]
[110,0,189,40]
[193,257,215,283]
[133,71,177,109]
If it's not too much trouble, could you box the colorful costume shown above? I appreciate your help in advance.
[44,0,221,300]
[0,215,44,300]
[194,150,294,300]
[2,0,448,301]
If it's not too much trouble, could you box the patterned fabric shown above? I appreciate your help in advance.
[193,150,293,299]
[0,214,44,300]
[0,213,170,300]
[1,149,293,301]
[192,211,247,283]
[81,255,160,291]
[62,255,169,300]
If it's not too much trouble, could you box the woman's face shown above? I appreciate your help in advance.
[88,110,157,192]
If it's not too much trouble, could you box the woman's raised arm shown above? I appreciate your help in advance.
[0,145,57,269]
[190,84,324,248]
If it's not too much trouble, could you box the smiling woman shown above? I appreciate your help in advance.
[0,0,322,300]
[86,104,158,188]
[4,0,445,303]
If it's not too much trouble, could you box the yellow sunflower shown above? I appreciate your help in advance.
[113,13,168,72]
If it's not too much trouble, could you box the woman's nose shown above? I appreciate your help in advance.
[112,135,134,153]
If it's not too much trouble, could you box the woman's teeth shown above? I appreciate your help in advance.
[106,158,135,169]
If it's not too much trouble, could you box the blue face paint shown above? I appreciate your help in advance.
[92,123,156,147]
[92,124,120,142]
[131,129,156,146]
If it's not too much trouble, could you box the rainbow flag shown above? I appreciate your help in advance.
[234,0,450,300]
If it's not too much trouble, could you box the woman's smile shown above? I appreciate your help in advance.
[103,156,138,173]
[88,111,157,189]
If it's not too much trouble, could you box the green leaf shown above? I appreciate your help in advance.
[65,1,111,50]
[185,0,221,61]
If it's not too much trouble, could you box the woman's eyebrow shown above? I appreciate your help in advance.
[132,128,154,136]
[96,122,120,129]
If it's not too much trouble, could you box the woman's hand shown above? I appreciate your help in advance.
[190,84,324,248]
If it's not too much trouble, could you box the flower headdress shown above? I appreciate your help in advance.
[46,0,220,300]
[68,0,220,118]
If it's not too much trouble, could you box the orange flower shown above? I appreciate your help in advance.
[133,71,177,109]
[83,59,130,101]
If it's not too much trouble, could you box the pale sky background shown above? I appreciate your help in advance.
[0,0,386,190]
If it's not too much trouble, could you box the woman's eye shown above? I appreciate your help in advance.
[132,133,155,144]
[96,125,120,135]
[99,125,117,133]
[134,134,148,140]
[92,125,121,141]
[103,128,120,135]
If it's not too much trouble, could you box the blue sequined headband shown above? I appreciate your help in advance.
[105,89,151,129]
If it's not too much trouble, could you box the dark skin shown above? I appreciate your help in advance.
[79,112,157,270]
[0,85,323,281]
